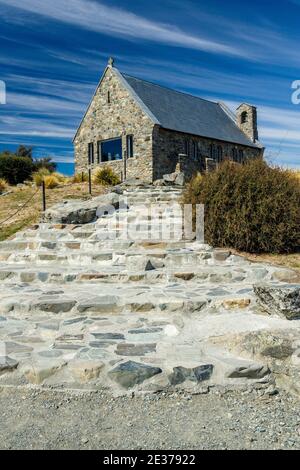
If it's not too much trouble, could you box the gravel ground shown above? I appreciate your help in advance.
[0,386,299,450]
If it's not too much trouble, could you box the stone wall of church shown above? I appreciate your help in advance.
[152,127,263,181]
[74,66,154,181]
[74,65,263,183]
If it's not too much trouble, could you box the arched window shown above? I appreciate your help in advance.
[210,144,217,159]
[107,91,111,104]
[241,111,248,124]
[192,141,197,160]
[231,148,238,160]
[184,140,189,156]
[217,146,223,163]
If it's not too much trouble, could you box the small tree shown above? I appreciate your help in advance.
[33,157,57,173]
[16,145,33,160]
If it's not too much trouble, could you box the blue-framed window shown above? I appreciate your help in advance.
[100,137,122,162]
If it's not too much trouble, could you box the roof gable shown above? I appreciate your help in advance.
[73,66,158,142]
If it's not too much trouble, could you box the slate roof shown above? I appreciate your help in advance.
[121,73,258,148]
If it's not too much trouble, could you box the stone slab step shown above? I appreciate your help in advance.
[0,263,268,284]
[0,282,255,316]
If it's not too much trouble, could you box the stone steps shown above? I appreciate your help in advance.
[0,183,298,393]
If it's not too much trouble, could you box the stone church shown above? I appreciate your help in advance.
[74,58,264,181]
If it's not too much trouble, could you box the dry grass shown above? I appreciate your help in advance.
[234,249,300,272]
[0,182,106,241]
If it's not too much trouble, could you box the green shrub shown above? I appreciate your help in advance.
[183,159,300,254]
[0,155,34,185]
[33,157,57,173]
[93,166,121,186]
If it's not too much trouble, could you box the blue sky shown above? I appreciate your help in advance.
[0,0,300,174]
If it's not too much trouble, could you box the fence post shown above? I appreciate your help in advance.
[42,180,46,212]
[123,150,127,181]
[88,168,92,195]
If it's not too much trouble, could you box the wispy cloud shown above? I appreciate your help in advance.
[0,115,74,138]
[0,0,243,57]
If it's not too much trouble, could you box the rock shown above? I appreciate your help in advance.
[0,356,19,374]
[38,350,63,358]
[128,327,163,334]
[20,272,36,283]
[175,172,185,186]
[126,256,164,271]
[53,343,82,350]
[23,359,66,384]
[163,172,177,184]
[108,360,162,388]
[174,272,195,281]
[30,299,76,314]
[56,334,84,342]
[243,331,296,360]
[91,332,125,340]
[115,343,157,356]
[69,360,104,382]
[77,296,120,314]
[272,269,300,284]
[63,317,86,326]
[129,302,155,313]
[226,363,270,379]
[44,193,126,224]
[37,320,60,331]
[213,251,231,262]
[253,284,300,320]
[169,364,214,385]
[3,341,33,354]
[222,298,251,310]
[89,341,116,348]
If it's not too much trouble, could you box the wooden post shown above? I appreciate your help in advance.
[123,150,127,181]
[88,168,92,195]
[81,171,84,183]
[42,180,46,212]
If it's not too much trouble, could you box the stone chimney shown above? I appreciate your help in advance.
[236,103,258,143]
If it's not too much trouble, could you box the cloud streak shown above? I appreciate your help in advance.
[0,0,242,57]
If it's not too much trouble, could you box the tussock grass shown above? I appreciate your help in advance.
[93,166,121,186]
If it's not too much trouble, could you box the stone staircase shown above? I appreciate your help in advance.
[0,183,299,394]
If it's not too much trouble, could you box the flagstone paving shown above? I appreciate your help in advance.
[0,182,299,395]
